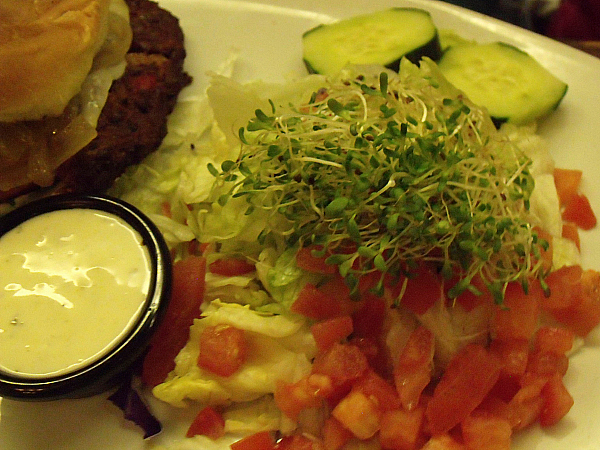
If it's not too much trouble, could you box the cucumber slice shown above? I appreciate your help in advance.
[302,8,441,75]
[438,29,476,51]
[438,42,567,124]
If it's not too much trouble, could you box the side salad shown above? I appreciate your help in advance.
[109,9,599,450]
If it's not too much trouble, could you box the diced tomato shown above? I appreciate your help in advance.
[397,265,442,315]
[543,266,600,336]
[461,412,512,450]
[506,375,546,430]
[322,416,353,450]
[492,281,542,342]
[452,276,492,312]
[553,168,582,207]
[487,375,521,404]
[198,324,248,377]
[533,327,574,355]
[230,431,276,450]
[426,344,502,436]
[420,434,466,450]
[349,335,392,379]
[539,374,574,427]
[489,338,529,378]
[354,370,402,412]
[359,270,383,294]
[186,406,225,439]
[311,315,354,352]
[574,269,600,335]
[379,407,426,450]
[295,246,338,274]
[291,282,352,320]
[477,395,512,423]
[312,343,369,385]
[543,265,583,310]
[209,257,255,276]
[352,294,387,339]
[527,351,569,377]
[561,222,580,250]
[562,193,597,230]
[318,275,363,315]
[274,374,333,419]
[142,256,207,387]
[394,326,434,411]
[332,390,381,440]
[275,434,323,450]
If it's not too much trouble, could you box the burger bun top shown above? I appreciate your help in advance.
[0,0,115,122]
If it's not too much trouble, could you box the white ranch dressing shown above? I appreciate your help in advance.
[0,208,152,378]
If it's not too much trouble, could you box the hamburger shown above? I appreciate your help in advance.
[0,0,191,204]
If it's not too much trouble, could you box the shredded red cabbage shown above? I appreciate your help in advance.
[108,379,162,439]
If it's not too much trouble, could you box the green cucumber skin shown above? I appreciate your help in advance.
[390,32,442,70]
[302,8,442,75]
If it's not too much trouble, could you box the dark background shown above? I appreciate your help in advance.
[443,0,600,57]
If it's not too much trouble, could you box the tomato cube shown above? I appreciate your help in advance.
[295,246,338,274]
[533,327,574,355]
[420,434,466,450]
[274,374,333,420]
[461,412,512,450]
[186,406,225,439]
[291,283,344,319]
[230,431,276,450]
[352,295,387,339]
[492,282,541,342]
[354,370,402,412]
[394,326,434,411]
[539,374,574,427]
[543,265,583,311]
[543,266,600,336]
[198,324,248,377]
[426,344,501,435]
[275,434,322,450]
[142,256,206,387]
[379,407,425,450]
[553,167,582,208]
[209,257,255,276]
[322,417,353,450]
[311,316,353,352]
[562,193,597,230]
[561,222,580,250]
[489,339,529,378]
[397,265,442,315]
[312,343,369,384]
[332,390,381,440]
[506,375,546,430]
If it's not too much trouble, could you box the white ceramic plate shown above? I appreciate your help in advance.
[2,1,600,449]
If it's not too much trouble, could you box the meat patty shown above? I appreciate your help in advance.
[54,0,192,194]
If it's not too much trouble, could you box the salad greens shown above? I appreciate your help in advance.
[108,49,579,448]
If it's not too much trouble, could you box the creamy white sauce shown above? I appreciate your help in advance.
[0,208,152,378]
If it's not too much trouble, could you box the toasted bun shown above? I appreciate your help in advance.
[0,0,116,122]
